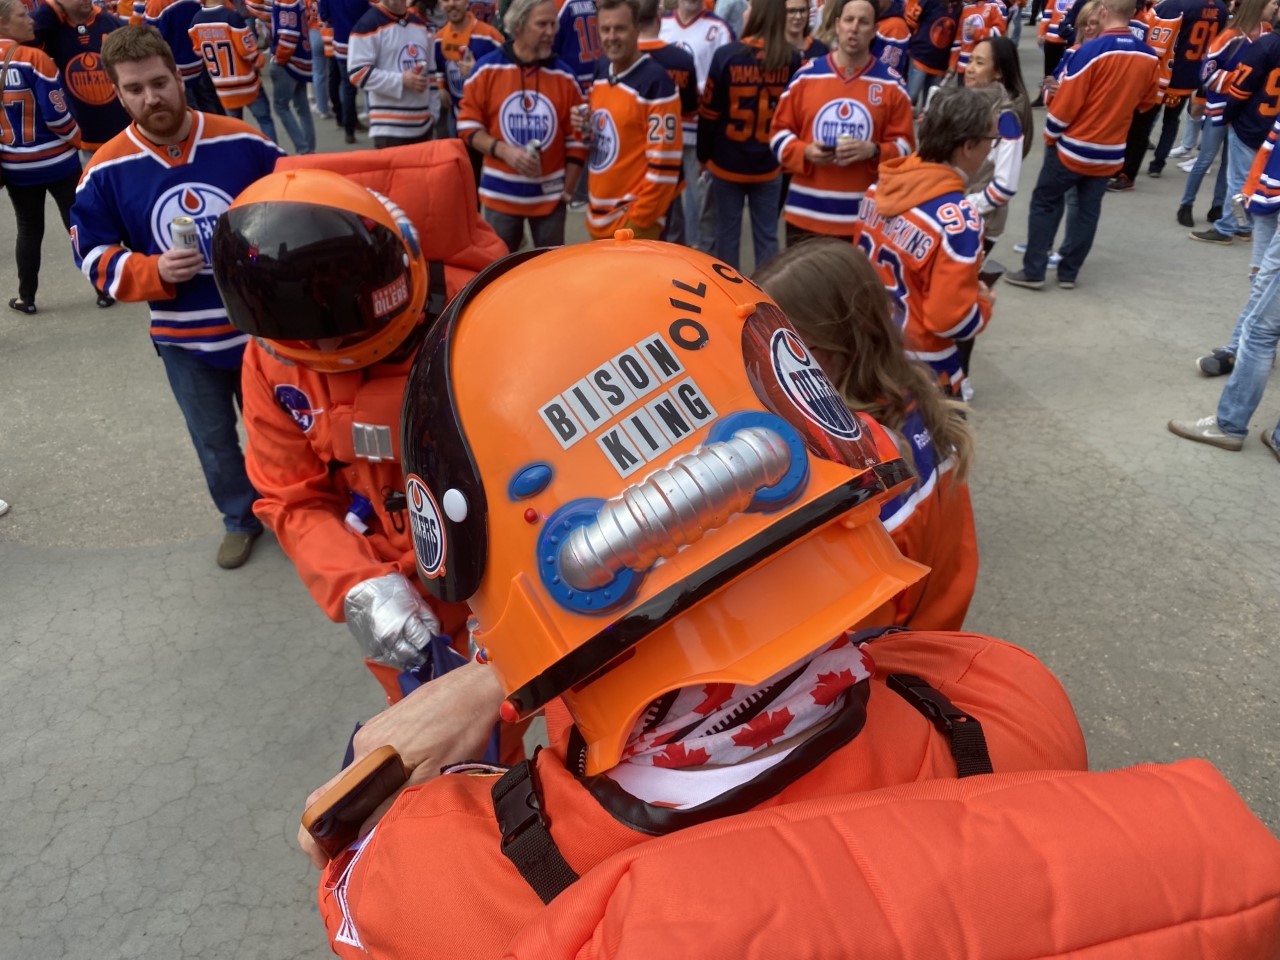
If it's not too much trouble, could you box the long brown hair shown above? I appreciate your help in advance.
[743,0,795,72]
[753,239,973,480]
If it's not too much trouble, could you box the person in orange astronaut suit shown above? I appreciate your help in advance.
[211,141,507,700]
[296,237,1280,960]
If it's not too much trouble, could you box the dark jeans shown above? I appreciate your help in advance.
[7,169,79,304]
[1122,104,1159,181]
[710,173,782,271]
[1022,145,1110,282]
[1042,42,1065,88]
[483,203,567,251]
[157,346,262,534]
[785,221,851,247]
[336,56,358,136]
[1125,102,1181,178]
[327,53,343,116]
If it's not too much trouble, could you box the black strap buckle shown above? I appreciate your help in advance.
[492,756,546,852]
[886,672,993,778]
[887,672,979,735]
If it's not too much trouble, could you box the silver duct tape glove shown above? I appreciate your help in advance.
[343,573,443,672]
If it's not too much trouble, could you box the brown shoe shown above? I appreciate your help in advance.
[344,131,357,145]
[217,530,262,569]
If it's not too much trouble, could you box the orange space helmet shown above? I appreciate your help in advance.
[212,168,428,373]
[401,236,925,775]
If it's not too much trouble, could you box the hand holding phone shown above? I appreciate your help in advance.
[978,259,1005,288]
[301,745,408,861]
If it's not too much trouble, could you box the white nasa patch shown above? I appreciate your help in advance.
[769,328,861,441]
[406,474,447,578]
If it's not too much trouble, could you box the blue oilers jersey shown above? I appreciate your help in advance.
[32,3,132,148]
[71,112,283,365]
[555,0,601,89]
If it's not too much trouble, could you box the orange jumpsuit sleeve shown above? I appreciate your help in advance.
[241,345,403,621]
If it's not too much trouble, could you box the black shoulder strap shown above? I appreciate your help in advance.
[492,752,580,905]
[886,673,994,778]
[426,260,447,321]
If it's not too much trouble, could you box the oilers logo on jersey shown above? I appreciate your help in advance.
[63,51,117,106]
[587,109,620,173]
[961,12,983,42]
[150,184,235,271]
[399,42,428,72]
[813,98,874,145]
[499,91,559,146]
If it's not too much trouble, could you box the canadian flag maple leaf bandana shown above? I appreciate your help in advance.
[604,635,875,809]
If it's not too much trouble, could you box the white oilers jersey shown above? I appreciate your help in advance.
[659,10,734,93]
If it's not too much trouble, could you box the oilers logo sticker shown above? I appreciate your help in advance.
[498,90,558,146]
[587,109,619,173]
[813,98,873,145]
[274,385,319,432]
[770,329,861,441]
[406,475,447,578]
[150,184,234,271]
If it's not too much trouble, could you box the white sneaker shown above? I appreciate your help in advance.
[1011,243,1062,267]
[1167,416,1244,450]
[960,379,975,402]
[1177,157,1198,173]
[0,499,9,516]
[1169,144,1193,158]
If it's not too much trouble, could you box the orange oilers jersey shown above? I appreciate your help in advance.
[770,54,915,236]
[1038,0,1072,44]
[188,5,265,109]
[950,0,1006,73]
[852,155,990,398]
[432,14,504,117]
[584,55,682,239]
[457,50,588,219]
[1044,29,1159,175]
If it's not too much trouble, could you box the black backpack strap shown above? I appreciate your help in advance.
[886,673,993,778]
[426,260,447,320]
[492,751,580,904]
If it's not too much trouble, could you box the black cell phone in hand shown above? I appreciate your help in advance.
[978,259,1006,287]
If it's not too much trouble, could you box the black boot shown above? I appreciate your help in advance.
[1207,205,1223,222]
[1177,204,1194,228]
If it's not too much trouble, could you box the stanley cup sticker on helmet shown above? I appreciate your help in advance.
[770,329,862,441]
[406,475,447,578]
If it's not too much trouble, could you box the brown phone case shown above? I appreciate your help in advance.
[301,745,408,860]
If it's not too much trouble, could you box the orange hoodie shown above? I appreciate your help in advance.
[852,155,991,398]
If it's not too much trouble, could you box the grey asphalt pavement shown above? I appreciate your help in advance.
[2,66,1278,958]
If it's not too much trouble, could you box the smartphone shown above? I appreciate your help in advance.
[301,745,408,860]
[978,259,1005,288]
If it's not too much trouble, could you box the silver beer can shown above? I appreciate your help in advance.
[525,138,542,158]
[1231,193,1250,229]
[172,216,200,251]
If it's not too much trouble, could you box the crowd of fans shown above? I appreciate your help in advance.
[4,0,1280,949]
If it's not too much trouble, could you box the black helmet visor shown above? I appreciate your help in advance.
[213,202,410,342]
